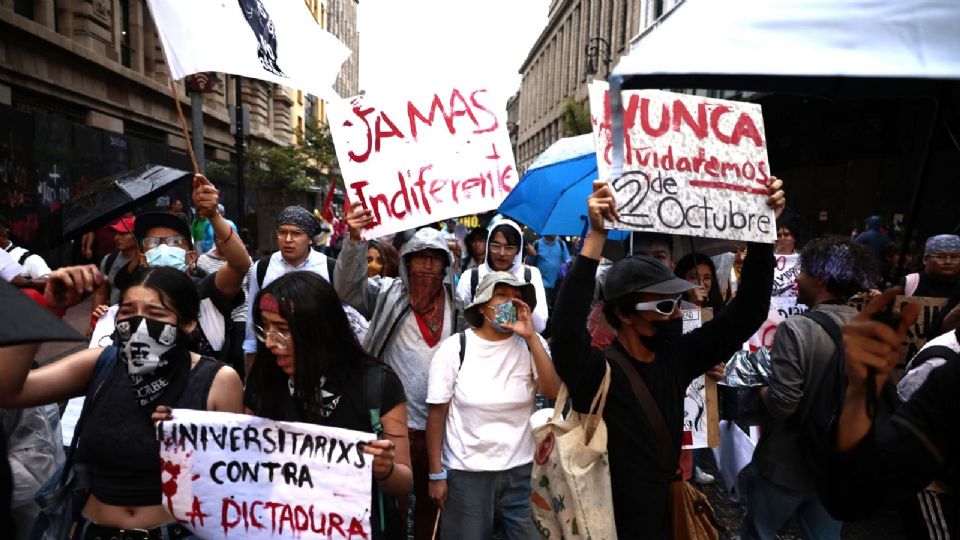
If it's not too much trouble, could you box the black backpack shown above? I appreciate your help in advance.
[905,329,960,372]
[795,310,849,476]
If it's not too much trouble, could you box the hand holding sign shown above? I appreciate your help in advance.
[765,176,786,219]
[588,180,621,232]
[346,202,374,242]
[193,174,219,220]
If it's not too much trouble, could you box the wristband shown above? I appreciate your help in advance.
[216,227,235,245]
[374,462,395,482]
[428,470,447,481]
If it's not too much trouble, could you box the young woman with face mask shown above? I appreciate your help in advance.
[244,272,412,539]
[426,271,561,539]
[0,264,244,539]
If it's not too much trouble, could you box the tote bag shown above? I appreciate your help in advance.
[530,363,617,539]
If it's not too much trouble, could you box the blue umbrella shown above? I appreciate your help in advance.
[499,134,628,240]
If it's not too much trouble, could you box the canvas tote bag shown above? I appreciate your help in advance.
[530,362,617,539]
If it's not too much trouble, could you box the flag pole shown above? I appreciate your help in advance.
[168,79,201,175]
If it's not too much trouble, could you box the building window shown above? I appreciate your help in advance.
[14,0,34,19]
[120,0,132,68]
[620,0,629,48]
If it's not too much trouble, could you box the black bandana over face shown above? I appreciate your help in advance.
[115,316,190,411]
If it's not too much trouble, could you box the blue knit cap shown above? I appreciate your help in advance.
[924,234,960,256]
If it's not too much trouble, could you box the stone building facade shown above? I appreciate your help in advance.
[516,0,681,171]
[0,0,353,260]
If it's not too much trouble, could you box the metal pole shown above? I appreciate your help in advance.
[235,76,246,226]
[190,92,206,173]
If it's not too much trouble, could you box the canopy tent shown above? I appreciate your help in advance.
[605,0,960,255]
[611,0,960,96]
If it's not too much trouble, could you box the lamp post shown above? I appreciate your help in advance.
[585,37,612,77]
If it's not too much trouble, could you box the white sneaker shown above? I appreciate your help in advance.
[693,467,715,485]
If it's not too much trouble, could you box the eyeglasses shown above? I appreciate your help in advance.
[634,295,683,315]
[142,235,188,250]
[489,242,519,255]
[927,252,960,263]
[254,324,290,350]
[276,228,307,240]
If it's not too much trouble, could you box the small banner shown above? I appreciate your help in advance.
[682,308,720,449]
[156,409,373,539]
[589,81,776,243]
[328,87,518,238]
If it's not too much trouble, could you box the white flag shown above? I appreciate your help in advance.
[146,0,350,99]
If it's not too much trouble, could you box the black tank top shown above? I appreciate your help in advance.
[78,355,223,506]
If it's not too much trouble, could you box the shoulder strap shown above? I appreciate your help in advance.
[326,255,336,282]
[908,345,960,371]
[604,347,676,477]
[524,266,531,283]
[59,347,119,487]
[470,268,479,298]
[256,258,269,289]
[364,365,386,436]
[801,310,843,348]
[104,250,120,275]
[17,250,32,265]
[458,331,466,369]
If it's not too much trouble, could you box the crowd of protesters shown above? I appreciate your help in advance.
[1,166,959,540]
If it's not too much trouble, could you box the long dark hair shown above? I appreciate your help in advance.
[369,239,400,278]
[675,253,725,315]
[249,272,372,421]
[123,266,200,324]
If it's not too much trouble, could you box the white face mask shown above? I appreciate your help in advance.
[116,316,178,375]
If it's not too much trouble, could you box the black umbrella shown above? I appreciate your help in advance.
[0,279,82,346]
[60,164,192,239]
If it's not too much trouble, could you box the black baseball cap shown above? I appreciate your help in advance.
[133,212,193,248]
[602,255,696,302]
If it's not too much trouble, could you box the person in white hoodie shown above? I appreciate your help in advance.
[456,218,549,333]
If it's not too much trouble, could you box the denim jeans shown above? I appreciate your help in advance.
[441,462,539,540]
[740,463,842,540]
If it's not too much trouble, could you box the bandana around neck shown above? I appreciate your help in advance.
[115,316,190,411]
[408,273,444,346]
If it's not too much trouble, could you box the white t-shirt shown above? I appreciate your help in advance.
[4,244,51,279]
[384,298,452,431]
[0,248,24,282]
[426,329,546,472]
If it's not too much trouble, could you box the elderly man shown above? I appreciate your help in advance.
[336,203,461,540]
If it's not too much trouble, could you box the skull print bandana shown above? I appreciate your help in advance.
[115,315,191,410]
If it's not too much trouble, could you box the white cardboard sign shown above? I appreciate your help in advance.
[772,253,801,298]
[156,409,373,539]
[682,309,719,449]
[746,296,809,351]
[328,88,518,238]
[588,82,776,243]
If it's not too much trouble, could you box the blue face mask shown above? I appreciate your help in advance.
[145,244,188,271]
[485,300,518,334]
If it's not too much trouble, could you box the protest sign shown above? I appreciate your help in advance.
[156,409,372,539]
[588,82,775,244]
[145,0,349,99]
[328,88,518,238]
[848,295,948,368]
[682,308,719,448]
[746,296,809,351]
[772,253,800,298]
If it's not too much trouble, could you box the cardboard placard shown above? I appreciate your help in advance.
[746,296,809,351]
[588,82,775,244]
[328,88,517,238]
[156,409,373,539]
[682,308,720,448]
[848,295,949,367]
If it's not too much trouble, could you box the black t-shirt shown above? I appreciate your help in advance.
[550,243,774,539]
[244,361,406,539]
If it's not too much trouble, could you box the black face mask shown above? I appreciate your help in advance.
[637,317,684,352]
[115,315,191,411]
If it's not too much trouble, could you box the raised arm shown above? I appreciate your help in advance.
[194,174,251,300]
[333,203,381,317]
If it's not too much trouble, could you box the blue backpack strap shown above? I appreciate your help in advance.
[524,266,531,283]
